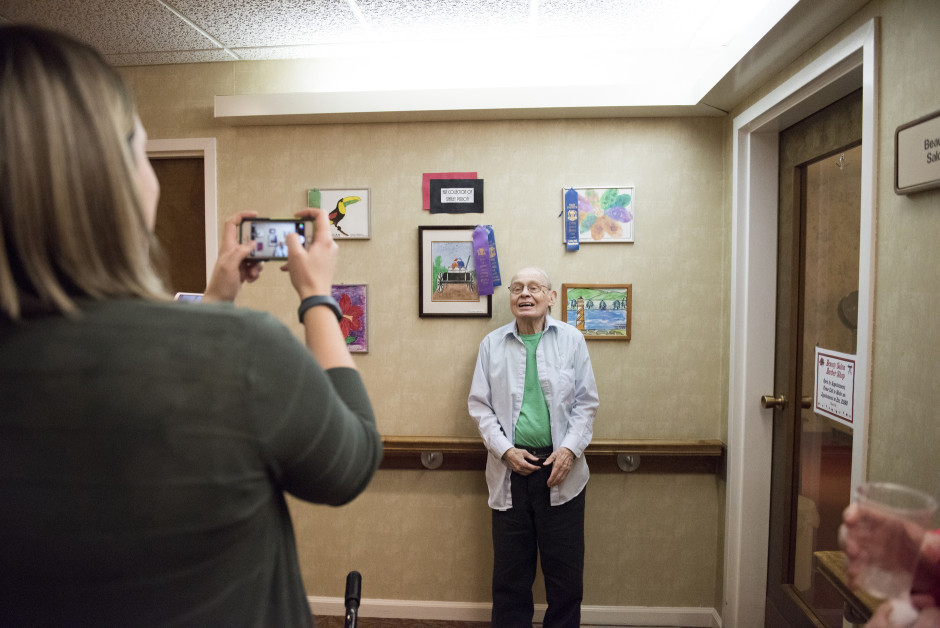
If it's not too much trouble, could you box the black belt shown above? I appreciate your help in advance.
[518,445,553,460]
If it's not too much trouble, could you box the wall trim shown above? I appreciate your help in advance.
[308,596,722,627]
[145,137,219,284]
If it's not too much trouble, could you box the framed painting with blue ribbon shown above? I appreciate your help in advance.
[562,186,635,245]
[418,226,492,318]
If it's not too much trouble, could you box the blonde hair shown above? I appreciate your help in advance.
[0,26,167,320]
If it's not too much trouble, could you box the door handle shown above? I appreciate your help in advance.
[759,395,812,410]
[761,394,787,410]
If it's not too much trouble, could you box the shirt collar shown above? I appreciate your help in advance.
[504,314,562,340]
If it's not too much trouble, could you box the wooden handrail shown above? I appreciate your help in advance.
[586,438,724,457]
[382,436,484,455]
[379,435,725,475]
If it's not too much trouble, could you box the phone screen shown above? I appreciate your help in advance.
[240,219,307,260]
[174,292,203,302]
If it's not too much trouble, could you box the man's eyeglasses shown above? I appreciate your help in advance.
[508,284,548,295]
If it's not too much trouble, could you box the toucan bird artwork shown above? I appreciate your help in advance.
[329,195,361,236]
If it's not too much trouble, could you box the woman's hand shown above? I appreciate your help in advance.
[282,208,337,298]
[203,211,264,302]
[865,595,939,628]
[840,502,927,592]
[283,208,354,369]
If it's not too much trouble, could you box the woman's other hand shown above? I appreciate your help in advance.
[203,211,263,302]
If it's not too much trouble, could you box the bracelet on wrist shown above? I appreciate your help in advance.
[297,295,343,324]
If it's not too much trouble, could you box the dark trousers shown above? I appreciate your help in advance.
[491,453,585,628]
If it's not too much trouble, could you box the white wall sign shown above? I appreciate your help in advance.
[814,347,856,427]
[441,187,474,203]
[895,109,940,194]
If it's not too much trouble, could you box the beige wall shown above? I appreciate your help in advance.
[120,0,940,612]
[123,56,729,608]
[868,0,940,507]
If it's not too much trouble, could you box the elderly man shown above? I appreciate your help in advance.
[468,267,599,628]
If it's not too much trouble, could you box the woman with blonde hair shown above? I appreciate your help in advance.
[0,25,382,627]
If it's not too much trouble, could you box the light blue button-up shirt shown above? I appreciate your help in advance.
[468,315,599,510]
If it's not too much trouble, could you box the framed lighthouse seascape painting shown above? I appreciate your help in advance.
[308,188,370,239]
[561,283,631,340]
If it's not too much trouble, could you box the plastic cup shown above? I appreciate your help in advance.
[852,482,937,599]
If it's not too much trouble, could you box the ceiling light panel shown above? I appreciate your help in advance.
[535,0,719,45]
[0,0,214,54]
[173,0,363,48]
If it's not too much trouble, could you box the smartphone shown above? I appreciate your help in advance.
[174,292,203,302]
[239,218,309,260]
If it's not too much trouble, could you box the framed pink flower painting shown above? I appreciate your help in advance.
[330,284,369,353]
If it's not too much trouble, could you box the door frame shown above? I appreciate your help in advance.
[723,19,878,627]
[146,138,219,285]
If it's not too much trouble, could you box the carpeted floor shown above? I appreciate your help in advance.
[314,619,680,628]
[315,619,490,628]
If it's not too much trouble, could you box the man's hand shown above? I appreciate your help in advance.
[501,448,541,476]
[545,447,574,488]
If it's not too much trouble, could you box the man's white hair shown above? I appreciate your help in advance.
[511,267,552,290]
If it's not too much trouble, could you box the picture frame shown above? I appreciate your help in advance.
[562,186,635,243]
[560,283,631,340]
[418,226,492,318]
[330,284,369,352]
[309,188,371,239]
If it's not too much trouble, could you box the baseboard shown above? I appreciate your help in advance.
[308,596,722,627]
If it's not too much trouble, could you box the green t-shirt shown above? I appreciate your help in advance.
[514,332,552,448]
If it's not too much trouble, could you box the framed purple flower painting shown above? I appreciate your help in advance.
[331,284,369,353]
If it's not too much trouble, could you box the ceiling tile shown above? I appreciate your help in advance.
[173,0,360,48]
[104,49,236,66]
[0,0,217,54]
[232,45,339,61]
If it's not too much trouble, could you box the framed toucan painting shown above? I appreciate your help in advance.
[308,187,371,239]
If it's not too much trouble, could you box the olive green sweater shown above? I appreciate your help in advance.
[0,299,382,627]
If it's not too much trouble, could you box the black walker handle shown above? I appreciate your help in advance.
[344,570,361,628]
